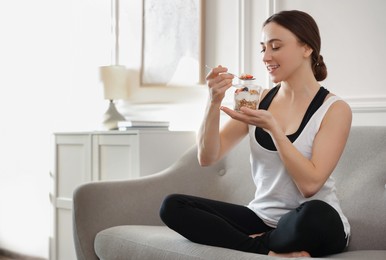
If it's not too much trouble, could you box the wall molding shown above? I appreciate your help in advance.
[345,96,386,113]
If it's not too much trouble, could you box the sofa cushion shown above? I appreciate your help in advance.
[332,126,386,251]
[328,250,386,260]
[95,225,386,260]
[95,225,275,260]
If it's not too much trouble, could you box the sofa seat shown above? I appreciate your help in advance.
[95,225,386,260]
[95,225,271,260]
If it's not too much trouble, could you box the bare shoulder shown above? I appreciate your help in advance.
[326,94,352,116]
[323,94,352,128]
[260,87,272,100]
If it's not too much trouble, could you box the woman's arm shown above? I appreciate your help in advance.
[273,100,352,197]
[197,66,248,166]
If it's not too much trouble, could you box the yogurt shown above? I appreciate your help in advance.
[234,84,262,111]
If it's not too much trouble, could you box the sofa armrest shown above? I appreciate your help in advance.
[73,177,160,260]
[73,145,224,260]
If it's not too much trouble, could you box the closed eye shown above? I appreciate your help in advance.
[260,39,283,53]
[260,46,280,53]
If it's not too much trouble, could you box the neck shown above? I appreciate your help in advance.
[279,68,320,99]
[279,58,320,93]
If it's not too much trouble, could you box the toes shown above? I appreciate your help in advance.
[268,250,311,258]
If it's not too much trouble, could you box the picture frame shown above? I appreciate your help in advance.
[117,0,206,103]
[140,0,205,86]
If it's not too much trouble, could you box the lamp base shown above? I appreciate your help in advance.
[102,100,126,130]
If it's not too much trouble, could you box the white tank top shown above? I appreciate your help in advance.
[247,95,350,237]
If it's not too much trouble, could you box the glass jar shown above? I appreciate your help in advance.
[233,84,262,111]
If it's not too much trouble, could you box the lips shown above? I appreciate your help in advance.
[267,64,280,72]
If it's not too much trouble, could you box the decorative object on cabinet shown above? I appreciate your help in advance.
[117,120,169,130]
[50,129,196,260]
[99,0,129,130]
[99,65,130,130]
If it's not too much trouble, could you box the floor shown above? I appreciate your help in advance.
[0,249,45,260]
[0,255,45,260]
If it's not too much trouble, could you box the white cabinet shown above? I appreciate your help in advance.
[50,129,196,260]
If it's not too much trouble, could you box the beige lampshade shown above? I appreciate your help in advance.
[100,65,130,100]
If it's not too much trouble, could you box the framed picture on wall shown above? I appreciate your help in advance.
[141,0,204,86]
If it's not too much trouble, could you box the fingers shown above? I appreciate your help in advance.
[212,75,233,90]
[220,106,249,121]
[206,66,234,102]
[205,65,227,80]
[220,106,264,126]
[206,65,234,81]
[222,106,255,117]
[239,106,259,115]
[207,66,234,89]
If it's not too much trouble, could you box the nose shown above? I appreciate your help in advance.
[262,49,272,63]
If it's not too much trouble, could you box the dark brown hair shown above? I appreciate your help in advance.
[263,10,327,81]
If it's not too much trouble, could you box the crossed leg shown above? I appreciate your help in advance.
[160,194,346,257]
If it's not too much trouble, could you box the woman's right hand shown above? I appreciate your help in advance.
[205,66,234,104]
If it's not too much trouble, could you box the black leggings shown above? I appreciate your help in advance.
[159,194,347,257]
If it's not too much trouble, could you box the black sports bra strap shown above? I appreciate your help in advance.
[255,86,330,151]
[258,85,280,110]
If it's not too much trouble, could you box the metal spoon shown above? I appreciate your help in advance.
[205,65,256,80]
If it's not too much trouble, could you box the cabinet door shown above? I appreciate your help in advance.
[55,208,76,260]
[53,134,91,260]
[55,135,92,199]
[92,134,140,181]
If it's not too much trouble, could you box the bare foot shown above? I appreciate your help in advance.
[268,250,311,258]
[249,233,264,238]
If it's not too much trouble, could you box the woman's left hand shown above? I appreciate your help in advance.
[220,106,278,133]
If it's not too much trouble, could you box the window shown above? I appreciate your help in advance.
[118,0,204,87]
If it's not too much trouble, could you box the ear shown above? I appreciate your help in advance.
[303,44,313,58]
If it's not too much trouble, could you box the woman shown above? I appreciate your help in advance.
[160,10,352,257]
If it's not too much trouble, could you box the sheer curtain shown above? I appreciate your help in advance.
[0,0,110,257]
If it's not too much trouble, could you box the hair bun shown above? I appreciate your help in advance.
[314,54,327,81]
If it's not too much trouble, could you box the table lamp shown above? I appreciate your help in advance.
[100,65,130,130]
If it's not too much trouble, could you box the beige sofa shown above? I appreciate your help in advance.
[73,126,386,260]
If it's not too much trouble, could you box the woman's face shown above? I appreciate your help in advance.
[260,22,311,83]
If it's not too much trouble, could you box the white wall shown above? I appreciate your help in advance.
[0,0,385,258]
[244,0,386,126]
[270,0,386,126]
